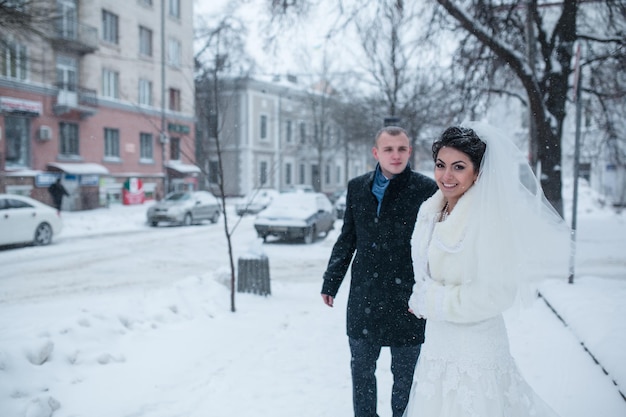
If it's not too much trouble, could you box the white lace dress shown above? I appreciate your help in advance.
[405,189,559,417]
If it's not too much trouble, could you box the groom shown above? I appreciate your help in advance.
[321,126,437,417]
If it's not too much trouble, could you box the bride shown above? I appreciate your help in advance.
[404,122,571,417]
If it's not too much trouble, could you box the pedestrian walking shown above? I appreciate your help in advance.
[48,178,69,213]
[321,126,438,417]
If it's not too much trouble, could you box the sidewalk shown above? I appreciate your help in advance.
[59,199,626,404]
[53,188,626,410]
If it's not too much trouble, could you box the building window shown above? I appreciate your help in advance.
[336,166,341,184]
[59,122,79,156]
[285,162,292,185]
[56,0,77,39]
[209,160,219,184]
[169,0,180,18]
[102,10,118,44]
[102,68,119,98]
[325,164,331,185]
[208,113,218,138]
[169,88,181,111]
[299,122,306,144]
[104,128,120,158]
[260,161,268,186]
[56,55,77,91]
[285,120,292,143]
[170,137,180,160]
[4,116,29,167]
[168,38,181,68]
[299,163,306,184]
[260,115,268,140]
[138,78,152,106]
[139,26,153,57]
[140,132,153,160]
[139,0,152,5]
[1,39,28,80]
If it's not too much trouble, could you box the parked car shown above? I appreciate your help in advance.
[0,194,63,247]
[327,189,346,204]
[235,189,279,216]
[147,191,221,227]
[254,192,335,244]
[334,190,347,219]
[283,184,315,193]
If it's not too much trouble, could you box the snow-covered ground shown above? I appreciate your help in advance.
[0,180,624,417]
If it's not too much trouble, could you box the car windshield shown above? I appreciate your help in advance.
[165,193,191,202]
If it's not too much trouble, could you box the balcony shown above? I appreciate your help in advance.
[53,83,98,118]
[49,18,98,55]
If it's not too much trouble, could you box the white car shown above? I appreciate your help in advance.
[147,191,221,226]
[235,189,279,216]
[254,192,335,244]
[0,194,63,247]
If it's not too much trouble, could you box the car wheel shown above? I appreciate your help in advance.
[303,226,316,244]
[33,223,53,246]
[182,213,193,226]
[150,220,159,227]
[210,211,220,223]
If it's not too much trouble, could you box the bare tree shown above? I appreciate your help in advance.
[430,0,626,214]
[195,15,254,312]
[260,0,626,214]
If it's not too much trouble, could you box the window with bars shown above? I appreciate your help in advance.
[59,122,79,156]
[104,128,120,158]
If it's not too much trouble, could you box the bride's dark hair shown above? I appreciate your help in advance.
[432,126,487,171]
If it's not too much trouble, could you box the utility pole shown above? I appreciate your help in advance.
[160,0,169,194]
[568,43,583,284]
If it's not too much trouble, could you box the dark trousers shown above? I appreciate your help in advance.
[349,337,421,417]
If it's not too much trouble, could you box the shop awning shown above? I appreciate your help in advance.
[165,161,201,174]
[47,162,109,175]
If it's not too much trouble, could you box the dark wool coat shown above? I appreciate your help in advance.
[322,165,437,346]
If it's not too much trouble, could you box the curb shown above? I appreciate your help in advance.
[538,291,625,402]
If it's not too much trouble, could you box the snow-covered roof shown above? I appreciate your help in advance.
[165,161,201,174]
[47,162,109,175]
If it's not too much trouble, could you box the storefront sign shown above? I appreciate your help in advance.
[0,96,42,115]
[168,123,190,134]
[35,173,61,187]
[80,175,100,186]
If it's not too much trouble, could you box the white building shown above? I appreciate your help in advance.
[196,75,370,197]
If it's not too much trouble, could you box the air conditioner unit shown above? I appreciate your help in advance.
[38,125,52,141]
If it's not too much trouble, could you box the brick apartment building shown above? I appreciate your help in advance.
[1,0,197,210]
